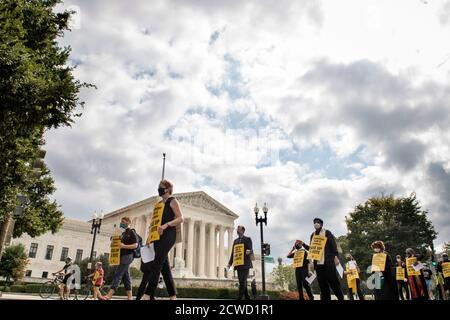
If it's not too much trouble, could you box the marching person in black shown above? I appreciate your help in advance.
[395,255,410,300]
[371,241,398,300]
[287,240,314,300]
[140,179,183,300]
[437,253,450,300]
[227,225,253,300]
[308,218,344,301]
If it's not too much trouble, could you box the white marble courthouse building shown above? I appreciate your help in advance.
[12,191,265,287]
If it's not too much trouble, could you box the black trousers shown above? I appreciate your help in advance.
[316,263,344,301]
[397,280,410,300]
[143,230,176,299]
[136,258,176,300]
[295,267,314,300]
[237,268,250,300]
[348,278,365,300]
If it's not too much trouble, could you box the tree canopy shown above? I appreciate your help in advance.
[346,193,437,272]
[0,0,93,237]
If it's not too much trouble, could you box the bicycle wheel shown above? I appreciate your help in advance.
[79,284,93,300]
[39,281,57,299]
[100,285,110,297]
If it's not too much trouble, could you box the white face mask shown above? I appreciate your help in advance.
[314,223,321,230]
[374,248,381,253]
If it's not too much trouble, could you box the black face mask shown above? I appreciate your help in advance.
[158,187,165,196]
[346,258,352,262]
[295,244,301,250]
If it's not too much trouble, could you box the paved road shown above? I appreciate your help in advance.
[0,292,374,300]
[0,292,131,300]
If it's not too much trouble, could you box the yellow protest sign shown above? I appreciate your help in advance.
[371,253,387,272]
[292,250,305,268]
[442,262,450,278]
[109,235,121,266]
[307,235,327,261]
[346,263,358,291]
[148,201,165,243]
[406,257,420,276]
[396,266,405,281]
[233,243,245,267]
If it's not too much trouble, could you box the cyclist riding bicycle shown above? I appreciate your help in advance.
[53,256,74,300]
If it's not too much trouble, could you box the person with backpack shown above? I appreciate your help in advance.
[139,179,184,300]
[104,216,138,300]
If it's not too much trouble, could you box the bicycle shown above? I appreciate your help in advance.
[39,274,64,299]
[80,276,109,300]
[39,273,81,300]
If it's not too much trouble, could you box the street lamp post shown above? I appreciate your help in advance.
[88,211,104,270]
[254,202,269,300]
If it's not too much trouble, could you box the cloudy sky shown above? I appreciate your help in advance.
[47,0,450,263]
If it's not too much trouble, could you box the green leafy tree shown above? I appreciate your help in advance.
[270,263,296,291]
[129,266,143,280]
[0,243,29,284]
[443,241,450,255]
[0,0,93,243]
[346,193,437,272]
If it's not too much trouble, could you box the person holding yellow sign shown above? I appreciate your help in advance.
[437,253,450,300]
[395,255,410,300]
[308,218,344,301]
[286,240,314,300]
[370,241,398,300]
[227,225,253,300]
[140,179,184,300]
[105,217,139,300]
[344,254,364,300]
[405,247,428,300]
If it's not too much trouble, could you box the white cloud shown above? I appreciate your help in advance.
[43,0,450,264]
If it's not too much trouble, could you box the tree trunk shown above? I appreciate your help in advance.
[0,214,13,261]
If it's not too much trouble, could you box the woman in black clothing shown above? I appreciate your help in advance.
[371,241,398,300]
[139,179,184,300]
[395,255,410,300]
[286,240,314,300]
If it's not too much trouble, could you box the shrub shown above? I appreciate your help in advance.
[10,285,26,293]
[25,284,45,294]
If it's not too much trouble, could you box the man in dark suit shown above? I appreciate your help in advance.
[227,225,253,300]
[309,217,344,300]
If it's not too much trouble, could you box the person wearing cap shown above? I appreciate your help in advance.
[88,262,106,300]
[308,218,344,300]
[370,241,398,300]
[405,247,428,300]
[437,253,450,300]
[53,256,74,300]
[395,255,410,300]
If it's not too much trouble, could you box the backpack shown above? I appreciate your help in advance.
[131,229,143,259]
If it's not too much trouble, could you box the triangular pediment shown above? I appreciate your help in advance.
[103,190,238,219]
[176,191,239,218]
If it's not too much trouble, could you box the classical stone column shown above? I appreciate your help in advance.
[218,225,225,278]
[186,219,195,274]
[207,223,216,278]
[175,221,184,266]
[227,226,234,278]
[140,215,147,239]
[198,221,206,278]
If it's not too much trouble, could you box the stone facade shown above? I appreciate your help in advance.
[11,191,270,287]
